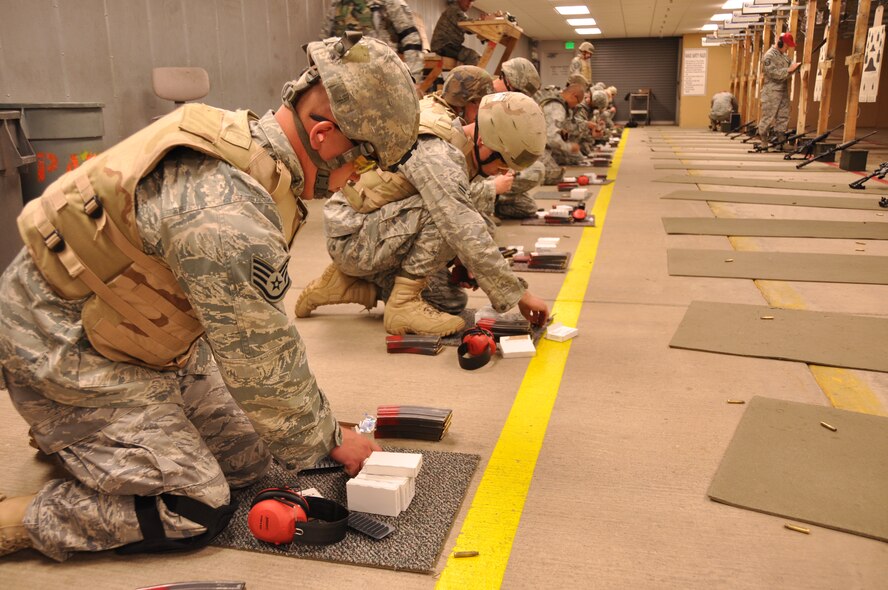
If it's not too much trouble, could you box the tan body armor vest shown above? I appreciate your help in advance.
[17,104,303,370]
[343,95,473,213]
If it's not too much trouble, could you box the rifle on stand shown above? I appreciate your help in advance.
[751,128,810,153]
[729,121,756,139]
[796,130,878,169]
[784,124,844,160]
[849,162,888,189]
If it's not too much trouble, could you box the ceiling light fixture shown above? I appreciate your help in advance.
[575,27,601,35]
[567,18,597,26]
[555,6,591,16]
[722,0,744,8]
[701,24,719,31]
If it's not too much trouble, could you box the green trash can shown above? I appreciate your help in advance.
[0,102,105,202]
[0,110,36,270]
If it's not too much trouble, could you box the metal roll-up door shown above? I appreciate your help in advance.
[589,37,680,124]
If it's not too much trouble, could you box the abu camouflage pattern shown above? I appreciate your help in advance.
[542,101,582,165]
[15,104,301,370]
[304,35,419,170]
[758,46,792,139]
[342,97,471,214]
[0,109,340,470]
[569,54,592,87]
[325,135,526,313]
[323,0,424,81]
[8,367,270,560]
[496,159,545,219]
[501,58,541,97]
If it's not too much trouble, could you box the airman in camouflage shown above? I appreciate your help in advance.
[538,83,586,185]
[758,33,799,143]
[486,58,545,219]
[296,93,550,337]
[568,41,594,87]
[430,0,480,66]
[710,91,738,131]
[324,0,425,82]
[0,35,419,561]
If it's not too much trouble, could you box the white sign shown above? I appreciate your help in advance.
[682,48,708,96]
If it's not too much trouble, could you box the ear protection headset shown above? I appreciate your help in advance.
[458,326,497,370]
[247,487,349,545]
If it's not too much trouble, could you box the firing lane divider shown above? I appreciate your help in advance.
[436,131,629,589]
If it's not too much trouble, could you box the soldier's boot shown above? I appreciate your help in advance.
[0,494,34,557]
[384,276,466,336]
[294,263,377,318]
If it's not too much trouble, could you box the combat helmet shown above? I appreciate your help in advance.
[442,65,494,108]
[500,57,542,97]
[282,32,420,195]
[476,92,546,171]
[591,90,609,110]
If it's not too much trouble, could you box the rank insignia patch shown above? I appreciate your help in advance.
[251,255,291,302]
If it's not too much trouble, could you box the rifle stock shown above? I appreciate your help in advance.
[796,130,878,169]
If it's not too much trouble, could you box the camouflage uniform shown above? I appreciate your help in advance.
[758,47,792,141]
[324,0,424,81]
[495,160,545,219]
[568,55,592,87]
[325,130,525,315]
[710,91,737,130]
[540,98,582,184]
[430,3,480,65]
[0,111,339,560]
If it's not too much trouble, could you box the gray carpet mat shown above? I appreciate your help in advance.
[651,154,790,161]
[653,163,844,172]
[667,249,888,284]
[655,174,888,194]
[662,217,888,240]
[661,189,885,210]
[669,301,888,372]
[708,396,888,542]
[213,448,480,573]
[521,217,595,227]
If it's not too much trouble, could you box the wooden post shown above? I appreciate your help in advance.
[746,28,762,124]
[843,0,873,142]
[757,20,774,122]
[816,0,842,135]
[738,35,750,118]
[796,0,818,134]
[730,42,740,99]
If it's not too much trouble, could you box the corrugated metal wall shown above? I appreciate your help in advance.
[0,0,333,146]
[0,0,534,148]
[540,37,680,124]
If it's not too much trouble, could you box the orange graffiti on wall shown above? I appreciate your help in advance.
[35,150,97,182]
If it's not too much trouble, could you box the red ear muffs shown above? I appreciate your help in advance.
[248,487,309,545]
[458,326,497,370]
[577,175,589,185]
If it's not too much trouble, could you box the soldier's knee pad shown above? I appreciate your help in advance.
[116,493,237,555]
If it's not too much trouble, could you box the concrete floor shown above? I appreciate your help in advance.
[1,127,887,589]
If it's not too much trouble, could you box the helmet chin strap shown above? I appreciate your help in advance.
[472,123,500,178]
[282,71,355,198]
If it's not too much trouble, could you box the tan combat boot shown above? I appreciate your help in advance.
[384,276,466,336]
[0,494,34,557]
[294,263,377,318]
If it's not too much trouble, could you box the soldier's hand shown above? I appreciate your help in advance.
[517,291,549,327]
[330,428,381,476]
[493,170,515,194]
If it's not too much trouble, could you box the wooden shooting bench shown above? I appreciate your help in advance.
[458,17,523,74]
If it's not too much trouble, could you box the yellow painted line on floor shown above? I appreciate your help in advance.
[705,205,886,416]
[436,132,628,589]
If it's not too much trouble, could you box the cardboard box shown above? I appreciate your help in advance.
[499,334,536,358]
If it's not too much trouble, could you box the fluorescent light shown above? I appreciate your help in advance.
[711,13,732,20]
[575,27,601,35]
[701,24,719,31]
[722,0,743,8]
[567,18,597,26]
[555,6,590,16]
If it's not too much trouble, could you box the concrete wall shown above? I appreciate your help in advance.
[678,35,733,128]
